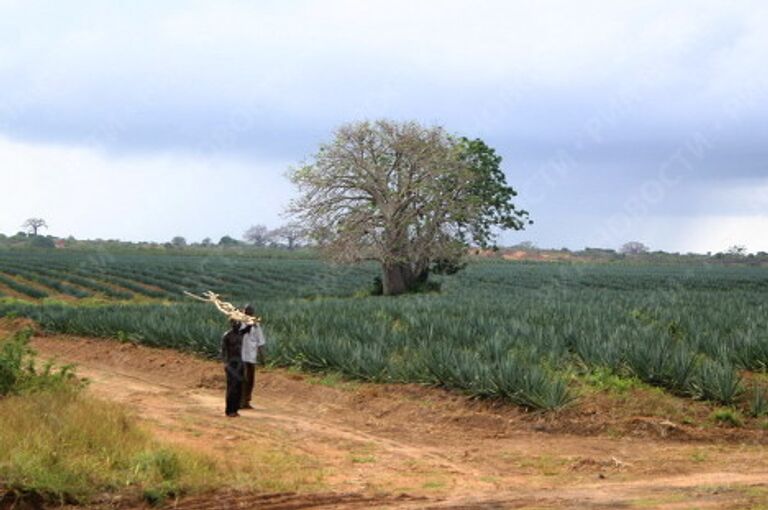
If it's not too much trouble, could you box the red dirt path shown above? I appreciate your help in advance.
[5,322,768,509]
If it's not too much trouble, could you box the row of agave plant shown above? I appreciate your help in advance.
[1,250,768,411]
[0,251,376,302]
[0,285,766,412]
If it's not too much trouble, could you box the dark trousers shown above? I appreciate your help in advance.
[225,360,244,415]
[241,362,256,407]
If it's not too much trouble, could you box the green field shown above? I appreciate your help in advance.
[1,248,768,411]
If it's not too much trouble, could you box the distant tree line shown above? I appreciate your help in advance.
[498,240,768,265]
[2,216,765,267]
[242,223,306,250]
[162,223,306,250]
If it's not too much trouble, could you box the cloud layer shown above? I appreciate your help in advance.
[1,1,766,251]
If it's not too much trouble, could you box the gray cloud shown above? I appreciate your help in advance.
[0,0,766,251]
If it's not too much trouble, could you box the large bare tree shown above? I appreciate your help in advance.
[620,241,649,255]
[271,222,306,250]
[243,224,270,247]
[22,218,48,236]
[289,120,530,295]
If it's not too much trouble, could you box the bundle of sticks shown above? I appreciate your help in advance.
[183,290,261,325]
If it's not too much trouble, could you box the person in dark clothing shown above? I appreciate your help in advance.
[221,319,244,417]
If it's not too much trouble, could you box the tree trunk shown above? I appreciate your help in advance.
[382,263,409,295]
[382,262,429,295]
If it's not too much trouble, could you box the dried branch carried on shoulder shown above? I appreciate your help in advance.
[183,291,261,325]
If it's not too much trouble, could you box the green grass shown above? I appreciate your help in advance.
[350,455,376,464]
[0,330,222,504]
[579,368,647,394]
[0,387,226,504]
[690,449,709,463]
[306,371,361,390]
[629,494,688,508]
[0,328,324,504]
[711,407,744,427]
[0,328,76,396]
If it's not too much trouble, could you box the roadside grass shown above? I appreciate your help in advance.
[518,454,569,477]
[711,407,744,427]
[0,387,227,504]
[0,328,323,505]
[0,328,225,504]
[350,455,376,464]
[572,367,768,430]
[629,494,688,508]
[572,368,696,424]
[346,440,378,465]
[689,449,709,463]
[577,368,647,395]
[304,370,362,391]
[229,448,325,493]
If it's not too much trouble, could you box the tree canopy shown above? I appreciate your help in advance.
[171,236,187,247]
[289,120,531,295]
[620,241,649,255]
[22,218,48,236]
[243,224,270,246]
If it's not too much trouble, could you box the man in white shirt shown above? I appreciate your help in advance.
[240,304,266,410]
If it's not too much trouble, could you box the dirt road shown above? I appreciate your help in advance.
[28,333,768,509]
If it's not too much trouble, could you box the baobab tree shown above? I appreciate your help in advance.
[289,120,531,295]
[271,223,306,250]
[727,245,747,257]
[22,218,48,236]
[171,236,187,247]
[243,224,270,247]
[620,241,649,255]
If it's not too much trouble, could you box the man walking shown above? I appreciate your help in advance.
[240,304,266,410]
[221,319,244,417]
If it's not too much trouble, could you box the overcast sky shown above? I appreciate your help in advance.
[1,0,766,252]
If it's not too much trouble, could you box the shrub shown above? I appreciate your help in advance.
[0,329,76,396]
[711,408,743,427]
[581,367,643,394]
[29,236,55,249]
[748,384,768,418]
[0,329,28,395]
